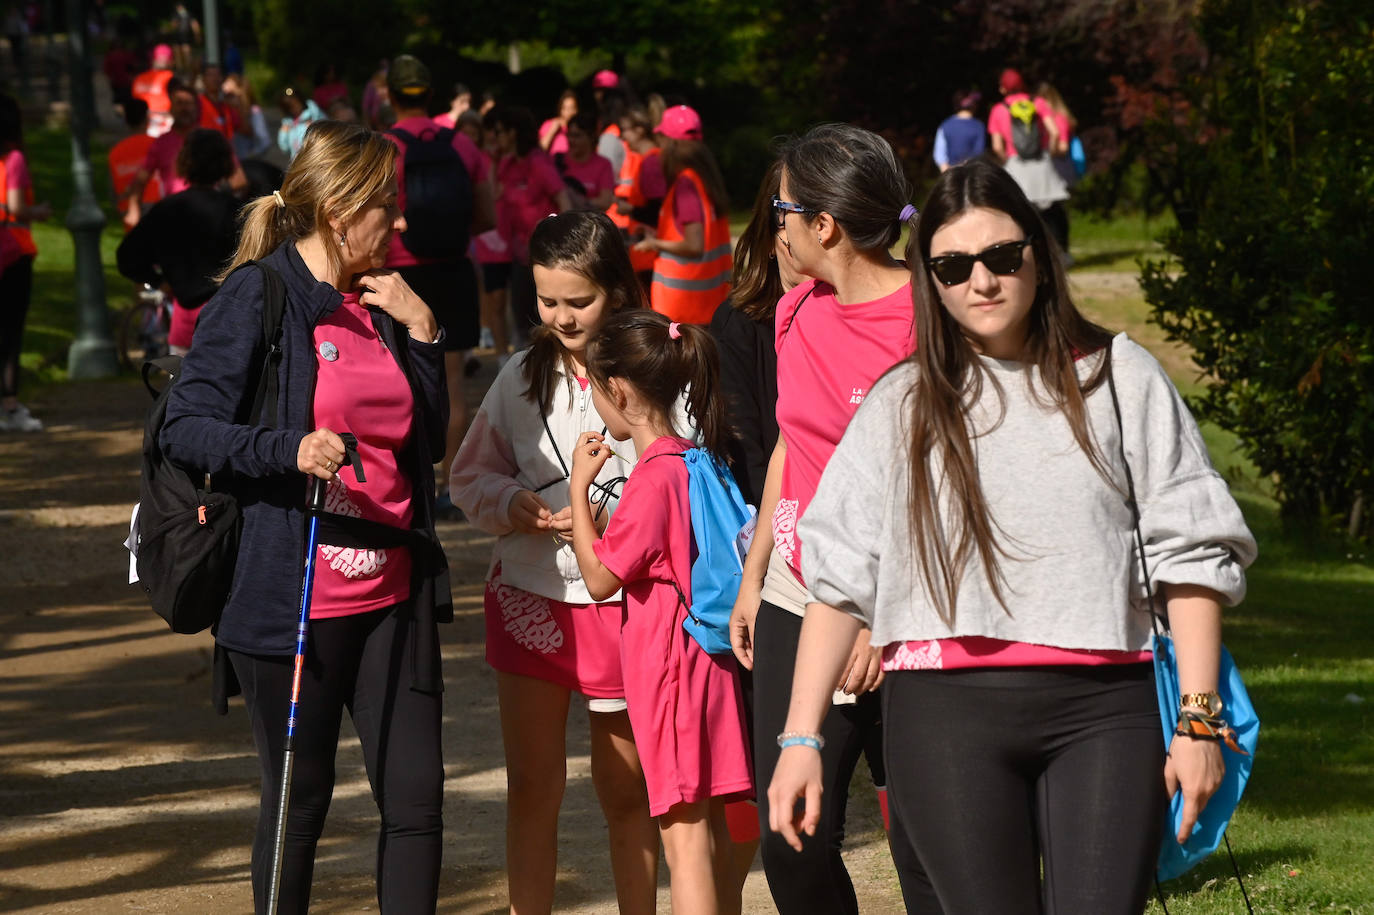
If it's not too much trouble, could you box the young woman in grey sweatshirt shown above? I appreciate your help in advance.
[767,160,1256,914]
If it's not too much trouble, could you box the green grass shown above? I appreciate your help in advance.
[19,126,139,392]
[1070,208,1175,272]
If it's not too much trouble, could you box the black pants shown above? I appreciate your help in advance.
[882,664,1166,915]
[227,603,444,914]
[507,260,538,350]
[752,602,939,914]
[0,256,35,399]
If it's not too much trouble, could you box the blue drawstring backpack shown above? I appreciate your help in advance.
[1106,340,1259,893]
[658,449,755,655]
[1152,634,1260,880]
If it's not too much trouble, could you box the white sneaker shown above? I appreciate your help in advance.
[1,403,43,432]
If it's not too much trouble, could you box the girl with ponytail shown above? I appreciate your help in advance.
[568,309,753,914]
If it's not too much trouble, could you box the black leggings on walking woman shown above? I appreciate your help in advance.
[882,663,1166,915]
[752,601,940,914]
[228,602,444,914]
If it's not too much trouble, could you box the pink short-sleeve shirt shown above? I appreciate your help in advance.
[772,279,915,583]
[593,436,753,816]
[309,293,416,617]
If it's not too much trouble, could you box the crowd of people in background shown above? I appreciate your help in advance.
[0,22,1258,915]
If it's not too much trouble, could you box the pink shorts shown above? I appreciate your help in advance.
[168,298,204,349]
[484,565,626,699]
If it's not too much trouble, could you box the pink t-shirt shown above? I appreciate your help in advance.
[593,436,754,817]
[432,112,457,129]
[539,118,569,155]
[309,293,416,618]
[668,174,704,226]
[987,93,1055,159]
[883,636,1153,671]
[773,278,916,582]
[144,130,189,196]
[471,150,513,264]
[4,148,30,194]
[639,151,666,200]
[559,152,616,201]
[497,149,565,263]
[385,116,486,268]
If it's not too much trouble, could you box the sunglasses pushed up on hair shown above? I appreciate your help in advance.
[926,237,1034,286]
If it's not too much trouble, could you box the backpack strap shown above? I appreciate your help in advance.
[387,126,416,144]
[241,260,287,428]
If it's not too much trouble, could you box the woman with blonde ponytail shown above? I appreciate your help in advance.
[162,120,452,914]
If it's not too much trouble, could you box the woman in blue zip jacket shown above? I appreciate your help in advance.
[160,120,451,914]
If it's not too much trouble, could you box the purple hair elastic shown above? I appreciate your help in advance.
[899,204,918,223]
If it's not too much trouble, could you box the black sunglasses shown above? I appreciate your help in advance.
[927,238,1034,286]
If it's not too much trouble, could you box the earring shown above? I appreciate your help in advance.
[338,232,347,246]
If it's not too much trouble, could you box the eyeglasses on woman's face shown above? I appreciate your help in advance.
[927,238,1034,286]
[771,195,819,231]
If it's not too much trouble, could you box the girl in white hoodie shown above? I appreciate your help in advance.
[452,211,657,914]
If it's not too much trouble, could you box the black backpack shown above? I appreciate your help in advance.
[390,125,473,260]
[134,262,286,634]
[1008,98,1046,160]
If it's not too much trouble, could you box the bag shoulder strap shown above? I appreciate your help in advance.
[778,284,817,345]
[224,260,287,429]
[1104,339,1166,635]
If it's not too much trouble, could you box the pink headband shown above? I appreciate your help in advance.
[668,322,682,340]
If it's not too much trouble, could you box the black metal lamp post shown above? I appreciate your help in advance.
[64,0,118,379]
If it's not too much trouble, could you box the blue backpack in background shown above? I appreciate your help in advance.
[662,449,755,656]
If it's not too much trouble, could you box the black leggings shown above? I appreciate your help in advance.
[882,664,1166,915]
[752,602,939,914]
[227,603,444,914]
[0,256,35,399]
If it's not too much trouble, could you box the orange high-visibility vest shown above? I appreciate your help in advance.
[608,137,638,230]
[650,167,731,324]
[108,134,164,215]
[0,156,37,257]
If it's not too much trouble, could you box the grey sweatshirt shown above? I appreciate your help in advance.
[798,334,1257,651]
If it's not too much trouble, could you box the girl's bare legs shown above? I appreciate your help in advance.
[659,800,723,915]
[497,672,572,914]
[588,709,659,914]
[711,799,743,915]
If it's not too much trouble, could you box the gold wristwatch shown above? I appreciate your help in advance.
[1180,691,1224,716]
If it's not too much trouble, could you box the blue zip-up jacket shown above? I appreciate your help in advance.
[161,242,451,689]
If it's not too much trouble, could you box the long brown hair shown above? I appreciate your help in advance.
[660,137,730,217]
[218,121,396,281]
[585,310,731,461]
[729,159,784,322]
[904,160,1113,623]
[524,211,645,413]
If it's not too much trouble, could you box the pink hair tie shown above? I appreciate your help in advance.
[668,322,682,340]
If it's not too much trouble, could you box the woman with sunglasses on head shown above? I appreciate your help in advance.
[769,159,1256,913]
[727,123,931,914]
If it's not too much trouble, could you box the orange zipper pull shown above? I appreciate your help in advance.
[198,505,207,525]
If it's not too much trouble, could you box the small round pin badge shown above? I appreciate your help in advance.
[319,341,339,362]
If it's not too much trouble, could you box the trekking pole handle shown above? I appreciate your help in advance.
[338,432,365,482]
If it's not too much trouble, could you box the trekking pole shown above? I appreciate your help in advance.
[266,434,361,914]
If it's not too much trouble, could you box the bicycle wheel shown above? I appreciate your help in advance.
[116,299,171,371]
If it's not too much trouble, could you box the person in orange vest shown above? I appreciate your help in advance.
[108,97,163,228]
[197,62,237,144]
[612,105,663,277]
[131,43,175,137]
[633,105,731,324]
[0,94,52,432]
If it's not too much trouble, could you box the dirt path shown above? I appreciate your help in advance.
[0,363,905,913]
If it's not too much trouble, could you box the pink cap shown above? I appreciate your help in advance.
[656,105,703,141]
[153,43,174,65]
[999,68,1025,94]
[592,69,619,89]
